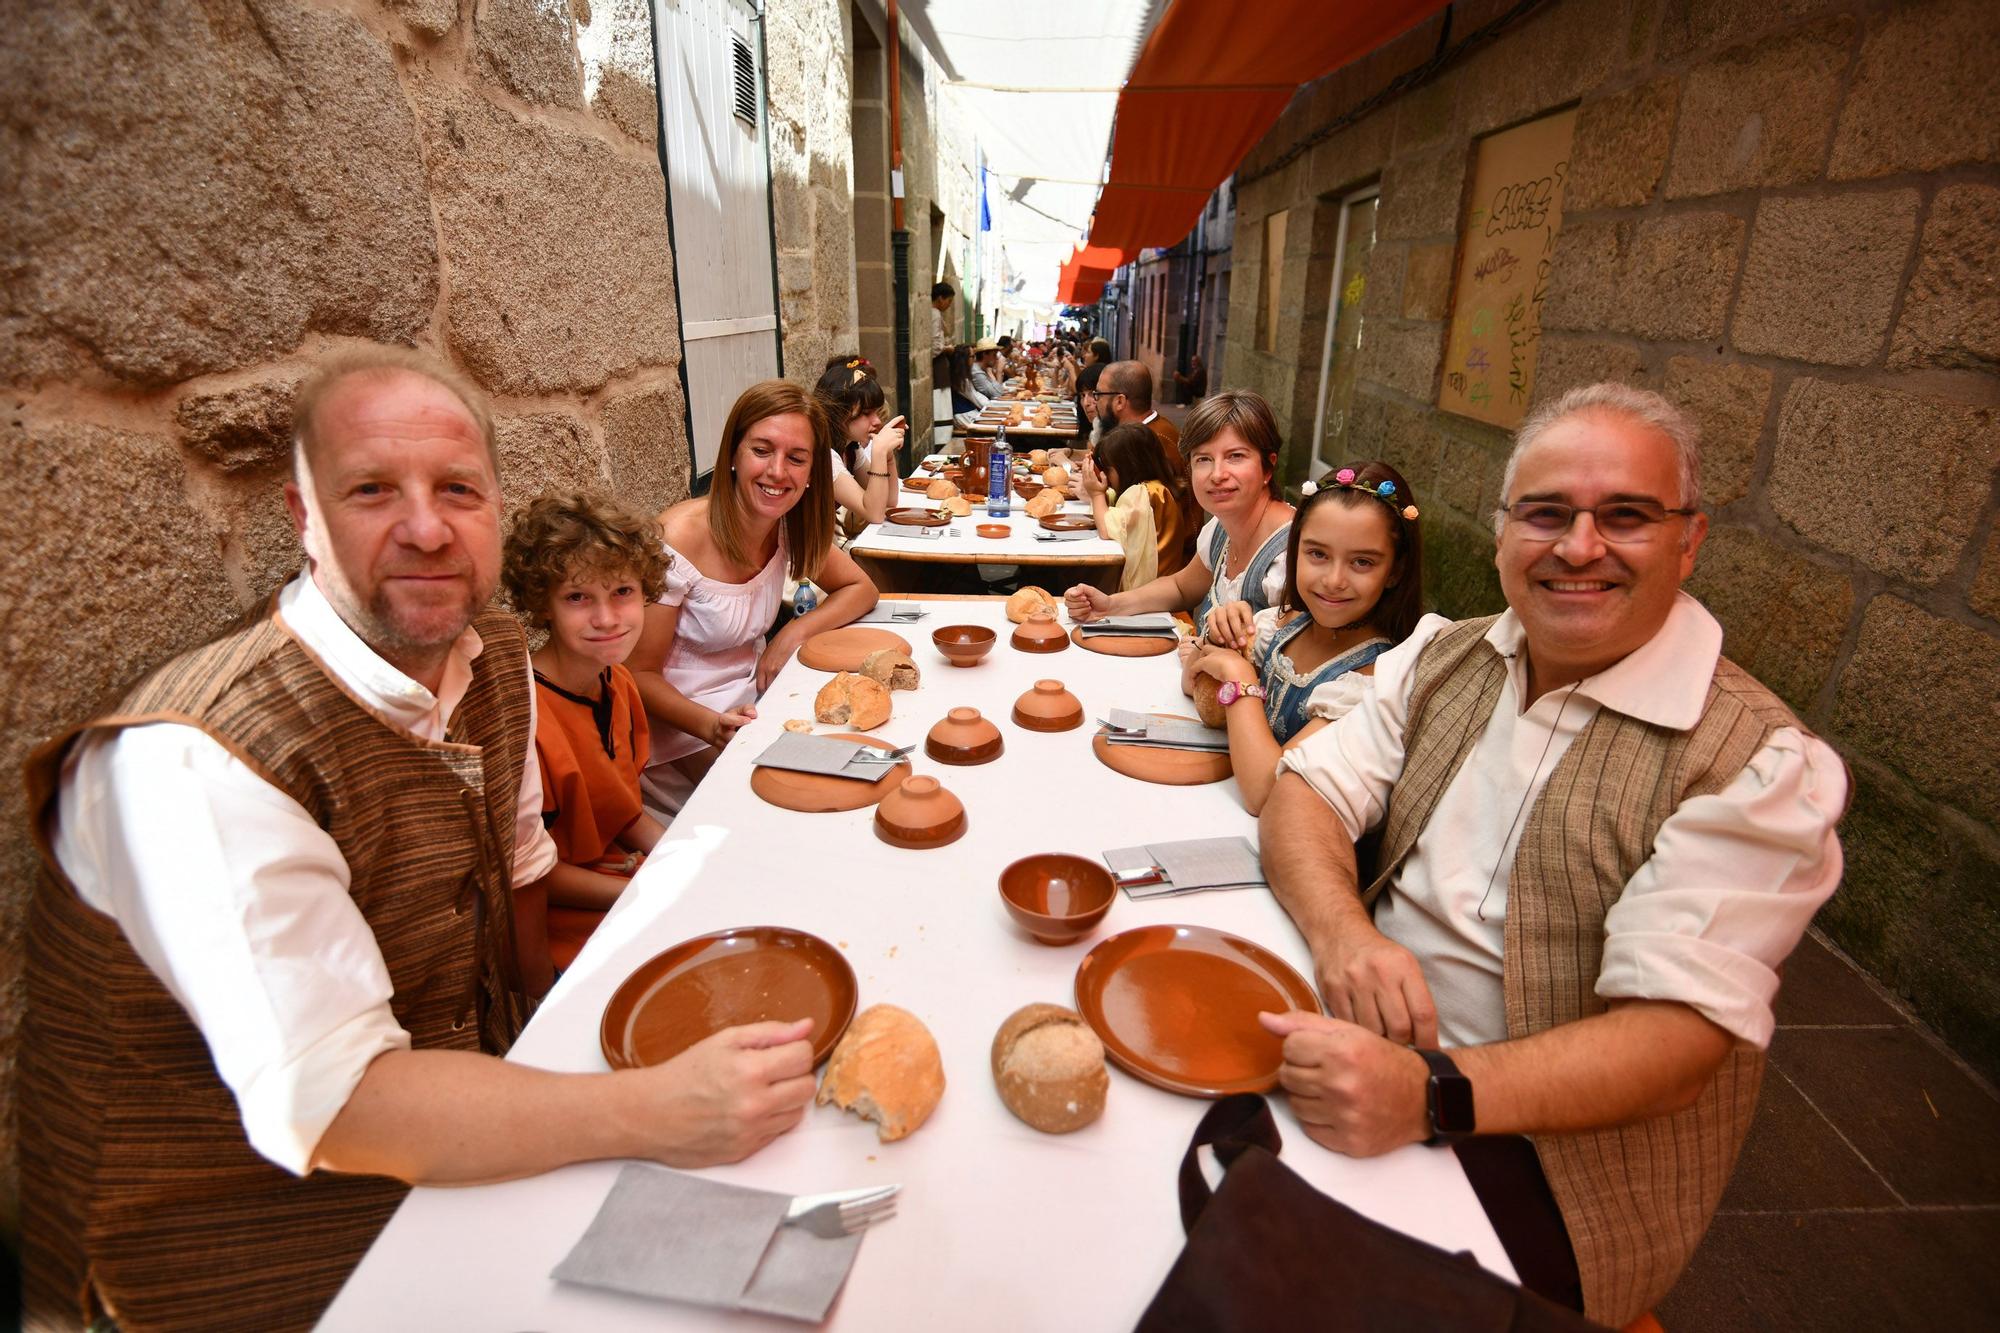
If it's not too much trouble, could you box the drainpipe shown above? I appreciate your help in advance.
[888,0,912,425]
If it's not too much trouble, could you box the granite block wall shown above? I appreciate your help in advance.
[1226,0,2000,1079]
[0,0,692,1233]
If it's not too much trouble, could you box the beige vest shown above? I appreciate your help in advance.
[1365,616,1803,1326]
[21,598,533,1331]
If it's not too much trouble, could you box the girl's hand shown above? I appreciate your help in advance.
[708,707,757,748]
[1065,583,1111,623]
[1206,600,1256,650]
[1080,457,1109,499]
[872,415,908,460]
[1193,645,1256,685]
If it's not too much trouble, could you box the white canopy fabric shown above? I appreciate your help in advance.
[908,0,1156,309]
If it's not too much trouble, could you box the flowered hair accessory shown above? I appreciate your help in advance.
[1310,467,1420,521]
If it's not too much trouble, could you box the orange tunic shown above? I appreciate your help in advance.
[534,664,651,966]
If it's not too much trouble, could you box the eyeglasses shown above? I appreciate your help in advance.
[1500,500,1699,542]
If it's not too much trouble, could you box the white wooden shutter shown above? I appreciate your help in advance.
[651,0,781,478]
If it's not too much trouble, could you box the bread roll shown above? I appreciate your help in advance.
[813,671,891,730]
[926,478,959,500]
[1041,466,1067,488]
[943,495,972,516]
[1192,671,1229,729]
[1029,449,1049,467]
[860,647,921,692]
[1005,586,1058,623]
[1024,489,1065,519]
[817,1004,945,1143]
[990,1004,1107,1134]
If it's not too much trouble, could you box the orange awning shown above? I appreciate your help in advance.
[1076,0,1450,257]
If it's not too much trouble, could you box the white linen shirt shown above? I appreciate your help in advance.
[50,572,558,1175]
[1278,594,1845,1051]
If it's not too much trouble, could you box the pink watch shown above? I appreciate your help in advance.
[1214,681,1266,709]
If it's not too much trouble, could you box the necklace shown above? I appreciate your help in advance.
[1475,680,1583,923]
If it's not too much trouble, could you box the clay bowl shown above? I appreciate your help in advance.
[1012,479,1045,501]
[999,853,1115,946]
[976,522,1010,540]
[1010,610,1070,654]
[926,706,1004,765]
[874,775,967,849]
[1012,679,1084,733]
[933,624,996,667]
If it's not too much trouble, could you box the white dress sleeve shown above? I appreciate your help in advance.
[1193,517,1221,572]
[659,540,693,609]
[1246,605,1286,673]
[1305,671,1373,723]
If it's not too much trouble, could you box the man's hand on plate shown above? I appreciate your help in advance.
[646,1018,818,1166]
[1258,1011,1430,1158]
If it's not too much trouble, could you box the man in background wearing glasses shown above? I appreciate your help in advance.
[1256,382,1846,1328]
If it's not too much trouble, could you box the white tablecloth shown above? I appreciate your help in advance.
[849,503,1123,565]
[322,600,1512,1331]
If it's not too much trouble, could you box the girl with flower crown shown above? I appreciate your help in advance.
[1186,460,1426,814]
[812,354,908,530]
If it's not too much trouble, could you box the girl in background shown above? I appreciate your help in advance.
[1189,462,1424,814]
[1079,422,1191,589]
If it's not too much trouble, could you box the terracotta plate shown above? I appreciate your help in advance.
[750,733,912,811]
[902,477,934,492]
[600,926,857,1071]
[1071,627,1177,658]
[1091,716,1232,786]
[1074,925,1319,1097]
[797,626,913,673]
[1038,514,1095,532]
[884,507,950,528]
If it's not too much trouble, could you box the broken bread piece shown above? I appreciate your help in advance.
[813,671,891,730]
[816,1004,945,1142]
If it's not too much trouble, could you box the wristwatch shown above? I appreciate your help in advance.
[1213,680,1266,709]
[1417,1048,1475,1143]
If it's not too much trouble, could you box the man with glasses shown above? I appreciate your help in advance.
[1255,383,1846,1327]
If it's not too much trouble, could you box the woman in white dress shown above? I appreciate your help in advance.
[628,379,879,814]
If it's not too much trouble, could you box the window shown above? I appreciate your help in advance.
[1258,210,1288,353]
[1310,187,1380,477]
[730,31,758,129]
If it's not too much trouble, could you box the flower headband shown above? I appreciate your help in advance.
[846,357,872,386]
[1301,467,1419,522]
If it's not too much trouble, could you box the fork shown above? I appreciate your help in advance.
[848,742,917,765]
[781,1184,900,1238]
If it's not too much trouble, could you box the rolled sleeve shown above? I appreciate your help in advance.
[55,724,413,1175]
[1596,728,1847,1048]
[1276,614,1453,839]
[512,661,560,885]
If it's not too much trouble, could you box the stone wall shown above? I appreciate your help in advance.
[1226,0,2000,1077]
[0,0,691,1233]
[764,0,860,382]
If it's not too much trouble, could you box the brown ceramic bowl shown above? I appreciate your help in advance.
[976,522,1010,539]
[926,706,1004,765]
[1012,679,1084,732]
[933,624,996,667]
[1012,479,1045,501]
[1010,610,1070,654]
[999,853,1115,945]
[874,775,967,849]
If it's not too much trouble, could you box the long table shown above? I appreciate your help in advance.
[847,500,1125,595]
[323,597,1512,1330]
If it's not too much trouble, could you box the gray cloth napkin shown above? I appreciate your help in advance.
[552,1165,862,1323]
[1102,710,1230,752]
[753,732,900,780]
[876,522,944,540]
[856,603,928,623]
[1031,528,1097,542]
[1104,837,1266,899]
[1080,613,1178,636]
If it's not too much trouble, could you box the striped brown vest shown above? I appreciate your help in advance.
[20,597,533,1331]
[1364,616,1801,1326]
